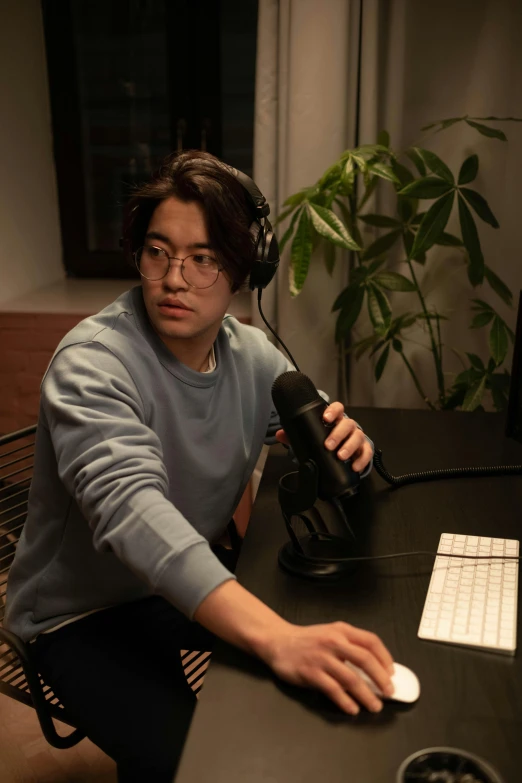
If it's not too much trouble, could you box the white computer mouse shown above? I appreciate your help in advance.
[345,661,421,704]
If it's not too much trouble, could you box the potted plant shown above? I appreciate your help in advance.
[277,116,521,411]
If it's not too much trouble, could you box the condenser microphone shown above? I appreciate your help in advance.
[271,371,360,500]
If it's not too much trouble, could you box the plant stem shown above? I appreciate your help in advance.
[406,259,446,405]
[436,314,443,375]
[399,351,436,410]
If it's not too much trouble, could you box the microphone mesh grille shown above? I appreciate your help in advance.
[271,371,322,418]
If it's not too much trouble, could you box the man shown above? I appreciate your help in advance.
[5,151,394,782]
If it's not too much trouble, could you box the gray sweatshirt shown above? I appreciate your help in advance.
[5,286,370,642]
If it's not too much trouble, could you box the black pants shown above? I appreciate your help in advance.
[31,545,238,783]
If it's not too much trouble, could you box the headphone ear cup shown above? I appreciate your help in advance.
[248,221,280,290]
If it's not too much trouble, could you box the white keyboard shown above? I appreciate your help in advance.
[418,533,519,655]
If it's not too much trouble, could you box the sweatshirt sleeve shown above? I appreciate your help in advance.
[41,341,235,619]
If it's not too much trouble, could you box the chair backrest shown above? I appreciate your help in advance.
[0,425,36,625]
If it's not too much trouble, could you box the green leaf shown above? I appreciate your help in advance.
[460,188,499,229]
[307,203,361,251]
[458,155,479,185]
[277,207,302,254]
[397,197,417,224]
[359,214,401,228]
[484,266,513,307]
[404,148,427,177]
[357,176,379,211]
[454,367,482,387]
[392,338,403,352]
[470,311,494,329]
[377,129,390,147]
[352,333,380,359]
[289,209,313,296]
[391,159,415,186]
[435,232,463,247]
[367,284,392,334]
[458,195,484,286]
[488,371,511,412]
[373,271,416,292]
[332,281,364,312]
[367,258,387,274]
[351,152,367,171]
[367,162,399,183]
[318,162,343,189]
[403,230,426,264]
[410,191,455,258]
[422,117,463,131]
[341,158,355,191]
[443,385,467,410]
[362,230,402,261]
[472,116,522,122]
[489,317,509,366]
[355,144,390,157]
[335,287,365,341]
[471,298,495,314]
[282,189,309,208]
[413,148,454,183]
[466,353,485,371]
[274,205,296,226]
[398,177,453,199]
[391,313,417,333]
[465,119,507,141]
[374,344,390,382]
[369,339,386,358]
[462,375,487,411]
[324,242,336,276]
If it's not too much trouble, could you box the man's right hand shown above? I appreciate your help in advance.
[257,619,394,715]
[194,580,394,715]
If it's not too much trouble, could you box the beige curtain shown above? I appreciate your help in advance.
[252,0,361,400]
[253,0,522,410]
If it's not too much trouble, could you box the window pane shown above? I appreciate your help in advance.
[72,0,171,252]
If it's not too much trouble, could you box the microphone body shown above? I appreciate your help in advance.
[272,372,360,501]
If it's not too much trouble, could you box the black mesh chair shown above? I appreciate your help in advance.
[0,425,85,748]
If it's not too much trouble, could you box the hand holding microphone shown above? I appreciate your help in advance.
[275,405,371,472]
[272,371,372,500]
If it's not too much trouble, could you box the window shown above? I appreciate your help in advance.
[42,0,258,277]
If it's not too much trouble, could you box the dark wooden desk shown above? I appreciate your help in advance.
[176,409,522,783]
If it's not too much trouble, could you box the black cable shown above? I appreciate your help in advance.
[257,288,300,371]
[299,537,520,564]
[373,448,522,487]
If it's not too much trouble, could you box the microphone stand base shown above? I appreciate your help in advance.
[278,535,358,580]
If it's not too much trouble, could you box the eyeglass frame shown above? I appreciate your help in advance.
[134,245,224,289]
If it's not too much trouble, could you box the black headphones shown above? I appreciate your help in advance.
[228,167,280,291]
[121,161,280,292]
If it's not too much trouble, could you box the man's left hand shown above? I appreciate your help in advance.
[275,401,373,474]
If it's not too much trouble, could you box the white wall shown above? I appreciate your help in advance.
[0,0,64,305]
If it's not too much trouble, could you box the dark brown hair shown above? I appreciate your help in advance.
[122,150,256,291]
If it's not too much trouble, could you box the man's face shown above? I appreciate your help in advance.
[141,196,236,351]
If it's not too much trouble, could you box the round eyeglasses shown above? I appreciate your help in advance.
[134,245,222,289]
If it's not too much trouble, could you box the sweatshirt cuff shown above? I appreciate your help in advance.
[154,540,236,620]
